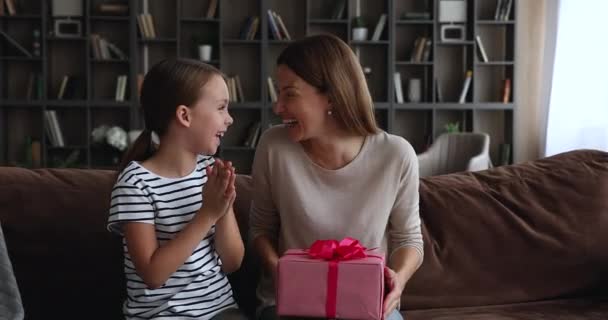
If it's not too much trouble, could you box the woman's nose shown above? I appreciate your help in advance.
[273,100,283,115]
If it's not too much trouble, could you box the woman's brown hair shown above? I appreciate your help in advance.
[277,34,379,135]
[118,58,224,172]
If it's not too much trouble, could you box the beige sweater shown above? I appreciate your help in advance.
[249,126,423,309]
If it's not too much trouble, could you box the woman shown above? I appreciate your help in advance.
[249,34,423,320]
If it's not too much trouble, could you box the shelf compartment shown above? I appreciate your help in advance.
[393,109,433,154]
[3,107,43,167]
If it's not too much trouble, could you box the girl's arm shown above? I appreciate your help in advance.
[125,162,235,289]
[124,208,217,289]
[214,206,245,273]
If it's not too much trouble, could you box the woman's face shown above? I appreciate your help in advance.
[274,64,331,142]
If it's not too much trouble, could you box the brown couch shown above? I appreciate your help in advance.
[1,149,607,320]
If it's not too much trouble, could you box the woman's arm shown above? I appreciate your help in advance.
[214,206,245,273]
[253,235,280,278]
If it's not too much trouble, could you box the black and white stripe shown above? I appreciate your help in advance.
[107,155,237,319]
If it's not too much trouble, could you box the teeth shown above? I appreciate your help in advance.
[283,119,297,125]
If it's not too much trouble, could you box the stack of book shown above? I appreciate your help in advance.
[227,75,245,102]
[267,10,291,40]
[44,110,65,147]
[90,34,127,60]
[239,16,260,40]
[137,14,157,39]
[410,36,432,62]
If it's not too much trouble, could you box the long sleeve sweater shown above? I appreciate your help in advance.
[249,125,423,309]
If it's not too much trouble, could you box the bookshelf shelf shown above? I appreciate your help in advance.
[0,14,41,20]
[477,20,516,25]
[223,39,262,45]
[180,18,220,23]
[350,40,390,46]
[0,56,43,61]
[396,61,433,66]
[396,20,434,25]
[91,58,130,64]
[90,16,130,21]
[46,36,87,41]
[308,19,348,24]
[0,0,517,171]
[475,61,515,66]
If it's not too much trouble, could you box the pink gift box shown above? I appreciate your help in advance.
[277,248,385,320]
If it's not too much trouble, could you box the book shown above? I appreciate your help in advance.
[0,31,32,57]
[435,78,443,102]
[267,77,277,102]
[394,72,404,103]
[57,75,69,99]
[458,70,472,103]
[331,0,346,20]
[274,12,291,40]
[205,0,218,18]
[494,0,504,20]
[475,35,489,62]
[371,14,387,41]
[502,78,511,103]
[267,10,282,40]
[97,3,129,15]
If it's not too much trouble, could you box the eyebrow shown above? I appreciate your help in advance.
[279,85,297,91]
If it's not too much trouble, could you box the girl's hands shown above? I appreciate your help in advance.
[201,159,236,221]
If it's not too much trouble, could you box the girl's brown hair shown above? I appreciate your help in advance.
[118,58,224,172]
[277,34,379,135]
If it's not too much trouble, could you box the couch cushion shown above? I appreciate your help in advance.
[404,150,608,309]
[405,297,608,320]
[0,167,257,320]
[0,168,124,320]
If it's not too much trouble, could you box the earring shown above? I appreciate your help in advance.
[327,110,333,116]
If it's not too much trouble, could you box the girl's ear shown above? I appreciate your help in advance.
[175,105,191,128]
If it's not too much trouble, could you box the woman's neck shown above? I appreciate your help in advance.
[142,142,198,178]
[301,132,366,170]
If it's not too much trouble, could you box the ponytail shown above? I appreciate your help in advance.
[117,129,155,173]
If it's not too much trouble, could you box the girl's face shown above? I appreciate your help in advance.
[188,74,233,155]
[274,64,331,142]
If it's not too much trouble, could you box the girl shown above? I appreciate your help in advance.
[108,58,246,320]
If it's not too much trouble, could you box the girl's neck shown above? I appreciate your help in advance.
[301,131,366,170]
[142,142,198,178]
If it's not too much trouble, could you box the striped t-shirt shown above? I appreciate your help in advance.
[107,155,237,319]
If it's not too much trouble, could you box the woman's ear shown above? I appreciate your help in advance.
[175,105,191,128]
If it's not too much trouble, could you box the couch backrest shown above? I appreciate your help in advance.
[1,150,607,317]
[405,149,608,309]
[0,168,256,319]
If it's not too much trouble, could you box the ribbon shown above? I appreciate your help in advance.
[307,237,368,319]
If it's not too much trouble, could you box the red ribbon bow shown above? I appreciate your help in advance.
[308,237,368,261]
[307,237,368,318]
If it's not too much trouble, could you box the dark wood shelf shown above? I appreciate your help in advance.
[0,14,41,20]
[396,20,434,25]
[477,20,516,25]
[0,0,517,170]
[223,39,261,45]
[180,18,220,23]
[396,61,433,66]
[0,56,43,61]
[91,58,130,64]
[90,15,130,21]
[308,19,348,24]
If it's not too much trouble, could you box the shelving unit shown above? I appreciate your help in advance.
[1,0,516,173]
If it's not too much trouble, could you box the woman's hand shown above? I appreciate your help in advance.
[201,159,236,221]
[383,266,404,319]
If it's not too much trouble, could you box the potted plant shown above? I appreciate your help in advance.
[444,122,460,133]
[351,16,368,41]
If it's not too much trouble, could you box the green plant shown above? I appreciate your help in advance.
[444,122,460,133]
[352,16,366,28]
